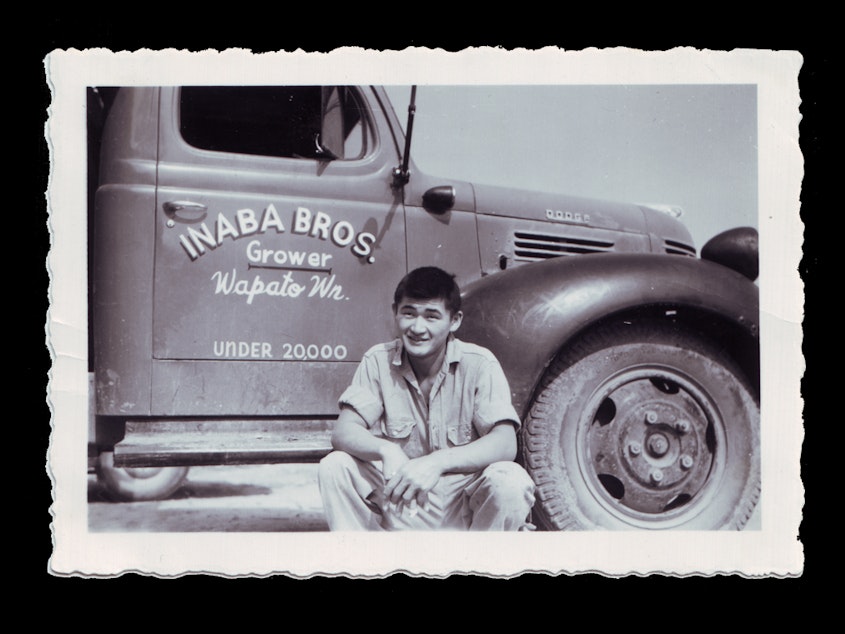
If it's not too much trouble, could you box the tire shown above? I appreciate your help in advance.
[95,451,190,502]
[523,321,760,530]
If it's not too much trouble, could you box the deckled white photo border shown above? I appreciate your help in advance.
[45,47,804,578]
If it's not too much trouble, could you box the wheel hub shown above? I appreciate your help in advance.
[619,405,695,489]
[584,376,715,518]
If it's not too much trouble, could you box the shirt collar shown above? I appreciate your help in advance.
[444,335,462,366]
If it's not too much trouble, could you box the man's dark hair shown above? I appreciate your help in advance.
[393,267,462,315]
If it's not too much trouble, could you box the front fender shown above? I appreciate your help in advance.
[459,253,759,414]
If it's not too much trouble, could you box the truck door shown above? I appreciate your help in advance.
[151,86,405,417]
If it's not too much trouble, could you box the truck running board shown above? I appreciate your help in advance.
[113,419,335,468]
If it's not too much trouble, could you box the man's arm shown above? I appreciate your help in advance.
[384,421,518,507]
[331,407,410,475]
[432,420,518,472]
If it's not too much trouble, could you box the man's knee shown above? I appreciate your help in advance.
[318,450,356,484]
[478,462,536,506]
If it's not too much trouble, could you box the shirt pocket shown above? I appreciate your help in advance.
[382,417,416,440]
[447,422,474,447]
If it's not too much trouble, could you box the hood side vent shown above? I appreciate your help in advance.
[664,239,697,257]
[513,231,615,261]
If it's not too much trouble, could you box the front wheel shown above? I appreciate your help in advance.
[95,451,190,502]
[523,322,759,530]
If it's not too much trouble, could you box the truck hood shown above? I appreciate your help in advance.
[470,181,651,235]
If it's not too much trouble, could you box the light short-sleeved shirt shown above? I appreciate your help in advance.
[337,336,520,459]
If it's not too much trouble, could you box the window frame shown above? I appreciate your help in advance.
[176,85,373,162]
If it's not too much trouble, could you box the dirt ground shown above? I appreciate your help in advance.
[88,464,328,532]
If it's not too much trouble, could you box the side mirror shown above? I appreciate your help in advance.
[319,87,345,160]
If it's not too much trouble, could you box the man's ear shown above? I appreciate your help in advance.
[450,310,463,333]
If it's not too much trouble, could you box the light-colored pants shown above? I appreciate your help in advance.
[318,451,536,531]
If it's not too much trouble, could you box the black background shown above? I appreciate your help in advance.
[29,15,822,617]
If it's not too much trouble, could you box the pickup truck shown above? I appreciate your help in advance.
[87,84,760,530]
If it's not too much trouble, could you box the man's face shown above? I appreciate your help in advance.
[394,296,462,362]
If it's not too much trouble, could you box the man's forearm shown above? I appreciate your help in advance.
[331,411,400,463]
[380,421,519,507]
[332,412,517,477]
[430,422,518,475]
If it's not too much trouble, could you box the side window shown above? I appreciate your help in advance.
[179,86,368,160]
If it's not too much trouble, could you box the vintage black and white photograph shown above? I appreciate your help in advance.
[46,48,804,577]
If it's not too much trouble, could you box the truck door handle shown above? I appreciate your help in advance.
[163,200,207,213]
[163,200,208,223]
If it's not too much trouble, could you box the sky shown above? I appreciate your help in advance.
[384,84,758,251]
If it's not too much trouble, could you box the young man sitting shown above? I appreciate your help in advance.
[318,266,535,530]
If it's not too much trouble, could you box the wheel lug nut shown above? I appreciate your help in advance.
[680,455,694,470]
[628,441,642,456]
[675,419,691,434]
[645,411,659,425]
[650,468,664,483]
